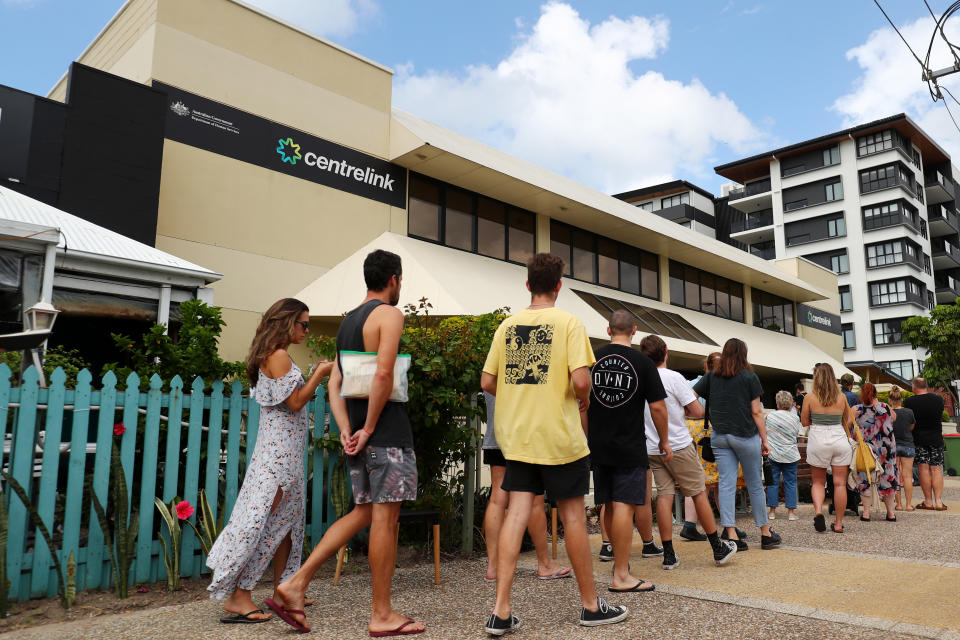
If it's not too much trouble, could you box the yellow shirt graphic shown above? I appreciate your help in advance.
[482,307,595,465]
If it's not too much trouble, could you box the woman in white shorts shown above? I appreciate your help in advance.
[800,363,854,534]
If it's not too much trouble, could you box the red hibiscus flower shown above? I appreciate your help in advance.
[113,422,126,436]
[175,500,194,520]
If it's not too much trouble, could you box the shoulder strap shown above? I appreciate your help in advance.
[703,373,711,436]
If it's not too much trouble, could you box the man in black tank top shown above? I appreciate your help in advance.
[275,250,423,636]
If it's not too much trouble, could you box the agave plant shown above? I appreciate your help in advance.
[182,489,222,556]
[2,471,71,609]
[90,444,138,599]
[155,498,193,591]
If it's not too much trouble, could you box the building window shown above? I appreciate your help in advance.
[784,197,808,211]
[636,201,653,211]
[831,252,850,273]
[839,285,852,312]
[920,218,928,238]
[842,323,856,350]
[872,318,906,345]
[824,180,843,202]
[862,200,916,231]
[827,215,846,237]
[823,145,840,166]
[549,220,659,298]
[870,279,908,305]
[866,240,911,268]
[859,162,914,195]
[928,290,935,309]
[805,249,850,274]
[752,289,795,335]
[923,253,931,275]
[661,192,689,208]
[880,360,914,380]
[669,260,744,321]
[408,173,535,264]
[913,148,922,168]
[857,130,893,156]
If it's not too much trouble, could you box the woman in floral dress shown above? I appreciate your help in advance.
[852,382,899,522]
[206,298,333,623]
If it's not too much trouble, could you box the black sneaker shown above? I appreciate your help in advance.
[579,598,629,627]
[598,541,614,562]
[713,539,737,565]
[720,530,748,551]
[679,526,707,542]
[485,613,521,636]
[661,550,679,570]
[761,529,782,550]
[641,541,663,557]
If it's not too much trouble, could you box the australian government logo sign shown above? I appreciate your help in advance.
[155,81,406,208]
[797,304,841,335]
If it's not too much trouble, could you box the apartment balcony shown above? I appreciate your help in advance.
[932,237,960,269]
[935,272,960,304]
[656,203,705,225]
[729,208,774,244]
[727,177,772,213]
[928,204,960,236]
[924,169,956,205]
[748,244,776,260]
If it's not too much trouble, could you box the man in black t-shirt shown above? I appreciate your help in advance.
[904,377,947,510]
[587,310,669,592]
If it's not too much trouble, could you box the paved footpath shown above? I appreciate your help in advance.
[6,479,959,639]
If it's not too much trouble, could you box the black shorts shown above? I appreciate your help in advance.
[483,448,507,467]
[502,455,591,502]
[915,443,945,467]
[593,464,647,506]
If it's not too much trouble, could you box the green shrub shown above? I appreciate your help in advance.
[0,345,88,386]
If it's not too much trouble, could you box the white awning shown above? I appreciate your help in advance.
[295,232,852,379]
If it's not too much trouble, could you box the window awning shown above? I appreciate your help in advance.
[295,232,853,379]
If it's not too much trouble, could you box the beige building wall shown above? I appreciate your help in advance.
[774,256,843,360]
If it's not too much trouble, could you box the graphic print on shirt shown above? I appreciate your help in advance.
[592,353,638,407]
[504,324,554,385]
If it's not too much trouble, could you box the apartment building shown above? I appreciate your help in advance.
[715,114,957,382]
[613,180,717,239]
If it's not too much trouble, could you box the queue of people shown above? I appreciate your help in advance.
[209,250,951,637]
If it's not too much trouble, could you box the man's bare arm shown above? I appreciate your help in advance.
[360,305,403,435]
[481,372,497,396]
[327,358,353,447]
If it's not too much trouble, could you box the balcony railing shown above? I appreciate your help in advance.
[749,246,776,260]
[730,209,774,234]
[934,238,960,263]
[928,204,960,232]
[727,178,771,201]
[936,273,960,293]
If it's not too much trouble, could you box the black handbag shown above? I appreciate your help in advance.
[698,373,715,463]
[762,455,775,486]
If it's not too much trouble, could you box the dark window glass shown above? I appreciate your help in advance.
[508,209,535,264]
[842,323,855,349]
[619,245,641,295]
[550,221,572,276]
[408,176,441,241]
[684,267,700,310]
[477,197,505,259]
[873,318,905,345]
[839,285,852,312]
[700,273,715,315]
[597,238,619,288]
[669,261,684,306]
[641,252,659,299]
[572,229,596,282]
[730,282,745,321]
[715,278,730,319]
[444,188,474,251]
[752,289,795,335]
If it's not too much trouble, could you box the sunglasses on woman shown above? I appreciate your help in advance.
[295,321,310,331]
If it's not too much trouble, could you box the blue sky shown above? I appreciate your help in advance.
[2,0,958,193]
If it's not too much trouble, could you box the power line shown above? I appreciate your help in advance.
[874,0,927,68]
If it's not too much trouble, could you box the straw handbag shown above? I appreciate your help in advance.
[847,421,881,490]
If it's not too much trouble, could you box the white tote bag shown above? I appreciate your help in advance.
[339,351,411,403]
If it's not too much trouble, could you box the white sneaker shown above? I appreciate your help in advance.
[768,510,776,520]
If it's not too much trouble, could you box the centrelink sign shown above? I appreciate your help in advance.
[156,82,406,208]
[797,303,842,335]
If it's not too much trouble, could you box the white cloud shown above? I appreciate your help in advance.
[393,2,766,194]
[833,16,960,162]
[244,0,377,39]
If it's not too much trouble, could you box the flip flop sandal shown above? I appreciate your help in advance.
[220,609,270,624]
[935,505,949,511]
[608,580,655,592]
[538,566,572,580]
[885,515,897,522]
[830,523,844,533]
[264,597,308,633]
[915,503,935,510]
[369,618,425,637]
[859,516,871,522]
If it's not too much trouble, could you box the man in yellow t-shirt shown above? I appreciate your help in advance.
[480,253,628,635]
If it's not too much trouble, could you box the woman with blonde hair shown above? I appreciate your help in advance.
[852,383,899,521]
[801,363,853,533]
[206,298,333,623]
[889,386,916,511]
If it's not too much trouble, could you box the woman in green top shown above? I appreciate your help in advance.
[693,339,781,551]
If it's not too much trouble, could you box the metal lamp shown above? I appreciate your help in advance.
[26,301,59,332]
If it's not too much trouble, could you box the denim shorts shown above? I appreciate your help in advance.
[896,445,915,459]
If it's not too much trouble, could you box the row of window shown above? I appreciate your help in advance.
[840,278,930,311]
[842,319,914,349]
[784,178,843,211]
[752,289,795,335]
[408,173,536,264]
[857,129,919,169]
[862,199,919,231]
[668,261,745,322]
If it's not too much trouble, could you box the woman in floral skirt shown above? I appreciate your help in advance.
[852,382,899,522]
[206,298,333,623]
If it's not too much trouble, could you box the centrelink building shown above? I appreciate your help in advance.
[0,0,852,390]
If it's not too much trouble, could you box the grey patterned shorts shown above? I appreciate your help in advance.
[347,446,418,504]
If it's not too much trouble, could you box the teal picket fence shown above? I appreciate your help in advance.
[0,363,346,602]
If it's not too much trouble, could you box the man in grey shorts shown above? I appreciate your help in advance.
[275,250,423,637]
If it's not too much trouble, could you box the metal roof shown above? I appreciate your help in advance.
[0,185,220,283]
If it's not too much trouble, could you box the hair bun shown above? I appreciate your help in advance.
[891,385,900,392]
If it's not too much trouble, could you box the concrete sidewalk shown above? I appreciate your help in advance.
[4,480,958,639]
